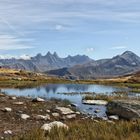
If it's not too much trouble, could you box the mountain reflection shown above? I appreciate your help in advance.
[38,84,90,94]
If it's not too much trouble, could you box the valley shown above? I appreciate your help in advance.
[0,51,140,140]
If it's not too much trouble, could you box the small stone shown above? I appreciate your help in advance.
[82,100,108,105]
[13,102,24,105]
[94,109,101,113]
[2,107,12,112]
[21,114,30,120]
[76,111,80,115]
[46,110,51,113]
[35,115,50,120]
[52,113,59,117]
[66,114,76,119]
[4,130,12,135]
[109,115,119,120]
[9,96,17,100]
[0,93,5,97]
[32,97,45,102]
[41,121,68,131]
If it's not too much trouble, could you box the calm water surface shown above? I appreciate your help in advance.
[1,84,138,117]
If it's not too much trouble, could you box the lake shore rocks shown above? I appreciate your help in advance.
[107,100,140,120]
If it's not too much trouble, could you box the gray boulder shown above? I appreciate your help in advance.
[107,100,140,120]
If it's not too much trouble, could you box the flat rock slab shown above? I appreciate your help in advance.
[56,107,74,115]
[82,100,108,105]
[107,100,140,120]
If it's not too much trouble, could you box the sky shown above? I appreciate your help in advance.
[0,0,140,59]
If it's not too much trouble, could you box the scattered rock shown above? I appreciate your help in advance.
[76,111,80,115]
[13,102,24,105]
[2,107,12,112]
[56,107,74,115]
[82,100,108,105]
[32,97,45,102]
[9,96,17,100]
[35,114,50,121]
[109,115,119,120]
[46,110,51,113]
[94,109,101,113]
[66,114,76,119]
[107,100,140,120]
[0,93,5,97]
[41,121,68,131]
[21,114,30,120]
[52,113,60,117]
[4,130,12,135]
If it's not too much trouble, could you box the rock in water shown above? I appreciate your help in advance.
[82,100,108,105]
[107,100,140,120]
[41,121,68,131]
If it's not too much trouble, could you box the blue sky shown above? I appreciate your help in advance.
[0,0,140,59]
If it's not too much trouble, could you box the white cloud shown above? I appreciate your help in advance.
[19,54,31,60]
[110,46,127,50]
[86,47,94,52]
[0,54,31,60]
[55,24,63,31]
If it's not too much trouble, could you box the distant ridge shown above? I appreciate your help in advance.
[0,52,92,72]
[47,51,140,79]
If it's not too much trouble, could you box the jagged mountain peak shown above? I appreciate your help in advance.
[53,52,59,58]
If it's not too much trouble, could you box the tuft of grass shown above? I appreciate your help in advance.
[82,95,94,100]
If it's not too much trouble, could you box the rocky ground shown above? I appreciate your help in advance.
[0,91,140,139]
[0,93,84,139]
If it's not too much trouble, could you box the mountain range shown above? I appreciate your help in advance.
[0,52,91,72]
[1,51,140,79]
[47,51,140,79]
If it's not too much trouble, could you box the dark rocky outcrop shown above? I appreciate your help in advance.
[107,100,140,120]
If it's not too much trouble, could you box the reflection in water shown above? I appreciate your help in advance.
[1,84,130,117]
[44,84,90,94]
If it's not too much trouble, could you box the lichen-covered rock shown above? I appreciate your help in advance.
[107,100,140,120]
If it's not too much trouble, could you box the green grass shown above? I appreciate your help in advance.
[11,120,140,140]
